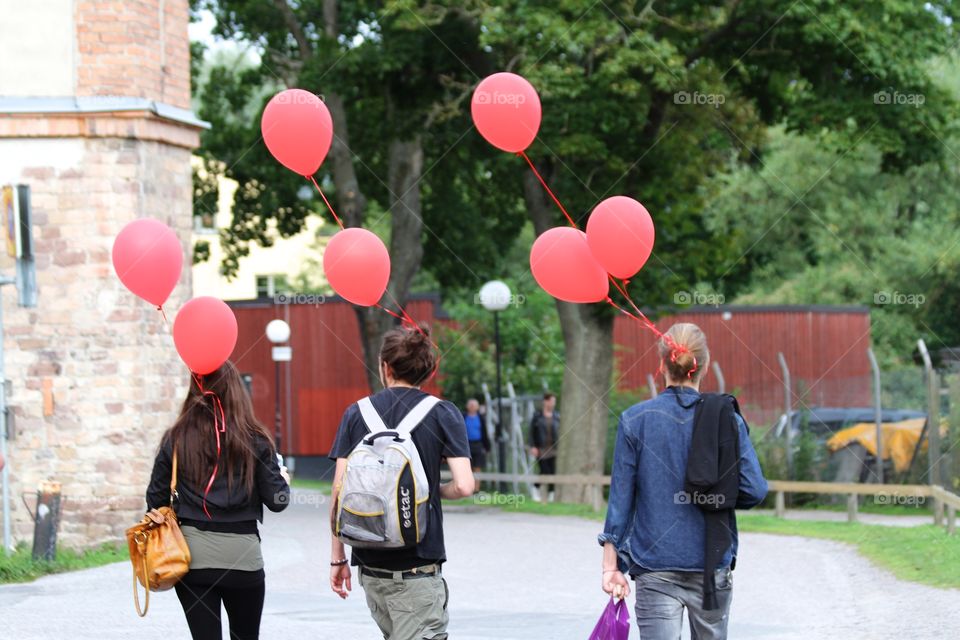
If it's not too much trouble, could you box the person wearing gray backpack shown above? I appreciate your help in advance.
[328,324,475,640]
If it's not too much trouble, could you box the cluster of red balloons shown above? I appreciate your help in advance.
[471,73,656,303]
[532,196,655,302]
[112,220,237,375]
[261,89,390,307]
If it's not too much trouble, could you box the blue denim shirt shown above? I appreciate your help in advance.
[599,387,768,573]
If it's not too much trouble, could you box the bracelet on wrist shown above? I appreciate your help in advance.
[330,558,348,567]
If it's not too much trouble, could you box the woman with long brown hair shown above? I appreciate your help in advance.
[145,360,290,640]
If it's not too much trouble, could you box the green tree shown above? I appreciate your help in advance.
[193,1,960,504]
[708,121,960,365]
[465,0,958,501]
[191,0,524,388]
[435,225,567,409]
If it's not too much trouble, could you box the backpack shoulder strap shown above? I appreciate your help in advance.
[395,395,441,437]
[357,396,390,434]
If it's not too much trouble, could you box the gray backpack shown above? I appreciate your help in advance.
[335,395,439,549]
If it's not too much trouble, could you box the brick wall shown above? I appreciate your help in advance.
[1,136,193,547]
[76,0,192,109]
[0,0,201,548]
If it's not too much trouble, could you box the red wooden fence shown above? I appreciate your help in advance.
[228,296,441,457]
[229,298,871,456]
[614,306,872,426]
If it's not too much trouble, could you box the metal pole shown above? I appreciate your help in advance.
[777,352,793,480]
[1,283,10,554]
[274,360,282,454]
[494,311,506,492]
[284,305,294,471]
[866,348,884,484]
[918,339,941,487]
[712,362,726,394]
[480,382,496,475]
[506,382,519,495]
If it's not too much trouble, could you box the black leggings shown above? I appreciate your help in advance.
[174,568,265,640]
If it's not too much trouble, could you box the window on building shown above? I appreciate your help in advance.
[193,212,217,234]
[255,274,289,298]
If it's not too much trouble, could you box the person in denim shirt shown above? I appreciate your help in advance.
[599,323,767,640]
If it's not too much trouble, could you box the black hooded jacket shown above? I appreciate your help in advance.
[146,434,290,533]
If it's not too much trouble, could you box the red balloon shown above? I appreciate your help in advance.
[323,228,391,306]
[586,196,655,279]
[530,227,609,303]
[112,218,183,307]
[173,297,238,375]
[261,89,333,177]
[471,72,542,153]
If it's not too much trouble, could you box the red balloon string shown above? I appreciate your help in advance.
[606,276,694,376]
[516,150,692,380]
[192,373,227,519]
[519,151,579,229]
[308,175,345,230]
[157,305,169,324]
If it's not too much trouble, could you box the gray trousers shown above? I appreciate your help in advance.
[633,568,733,640]
[359,566,449,640]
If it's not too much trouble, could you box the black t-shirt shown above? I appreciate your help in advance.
[328,387,471,570]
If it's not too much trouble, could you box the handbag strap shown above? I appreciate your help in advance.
[132,538,150,616]
[169,449,178,508]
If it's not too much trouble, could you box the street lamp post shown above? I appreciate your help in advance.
[479,281,511,490]
[266,319,291,454]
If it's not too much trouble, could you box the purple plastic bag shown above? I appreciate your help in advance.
[588,597,630,640]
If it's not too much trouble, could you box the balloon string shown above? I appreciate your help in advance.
[377,304,409,324]
[192,374,227,519]
[516,154,688,369]
[309,175,345,230]
[157,305,169,324]
[519,151,579,229]
[606,277,696,379]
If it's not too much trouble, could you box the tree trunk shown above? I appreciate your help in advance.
[277,1,427,393]
[524,164,615,506]
[324,92,366,228]
[356,136,426,391]
[555,303,614,505]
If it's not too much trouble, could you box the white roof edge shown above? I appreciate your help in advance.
[0,96,211,129]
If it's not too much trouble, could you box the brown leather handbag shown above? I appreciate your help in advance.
[126,451,191,616]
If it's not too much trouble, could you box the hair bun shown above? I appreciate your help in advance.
[657,323,709,382]
[402,323,431,345]
[380,323,437,386]
[672,349,696,374]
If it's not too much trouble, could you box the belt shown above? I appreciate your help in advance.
[360,564,440,580]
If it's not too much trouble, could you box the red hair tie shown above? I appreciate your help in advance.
[192,374,227,519]
[668,343,698,379]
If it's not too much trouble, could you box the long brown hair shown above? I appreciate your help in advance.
[165,360,274,495]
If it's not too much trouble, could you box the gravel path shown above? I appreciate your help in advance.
[1,491,957,639]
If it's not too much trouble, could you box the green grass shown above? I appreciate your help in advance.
[0,542,128,584]
[790,501,931,517]
[450,493,960,590]
[290,477,333,493]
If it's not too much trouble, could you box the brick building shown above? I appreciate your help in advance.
[0,0,202,547]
